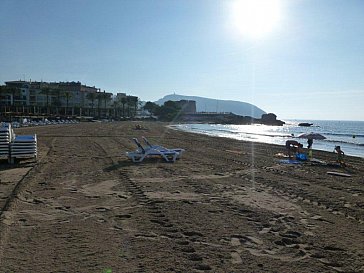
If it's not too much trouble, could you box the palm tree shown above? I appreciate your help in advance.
[63,91,72,116]
[133,96,139,116]
[95,91,112,118]
[0,85,21,120]
[111,100,118,118]
[126,96,132,117]
[114,96,125,119]
[86,92,97,117]
[126,96,138,117]
[51,87,62,115]
[9,86,19,110]
[40,85,53,114]
[0,86,12,114]
[120,97,127,118]
[0,85,11,105]
[96,91,103,118]
[103,92,112,117]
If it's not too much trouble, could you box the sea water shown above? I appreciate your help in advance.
[172,120,364,158]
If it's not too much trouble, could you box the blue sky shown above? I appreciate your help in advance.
[1,0,364,121]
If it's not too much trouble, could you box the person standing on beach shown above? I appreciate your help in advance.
[307,139,313,159]
[334,146,345,166]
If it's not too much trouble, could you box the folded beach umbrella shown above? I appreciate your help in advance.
[298,133,326,140]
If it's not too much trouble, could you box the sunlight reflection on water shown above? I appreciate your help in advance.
[173,121,364,158]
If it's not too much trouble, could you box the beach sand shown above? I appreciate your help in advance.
[0,121,363,272]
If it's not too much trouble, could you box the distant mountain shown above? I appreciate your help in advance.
[155,94,266,119]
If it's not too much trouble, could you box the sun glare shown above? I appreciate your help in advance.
[229,0,283,40]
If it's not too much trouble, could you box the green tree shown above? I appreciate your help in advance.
[0,86,13,116]
[120,97,127,118]
[131,96,139,116]
[51,87,62,115]
[113,96,124,118]
[86,92,97,117]
[40,86,52,113]
[2,85,21,112]
[143,101,160,116]
[126,96,138,117]
[111,100,118,118]
[63,91,72,116]
[0,86,15,106]
[158,101,181,121]
[103,92,112,116]
[96,92,103,118]
[126,96,132,117]
[0,85,18,121]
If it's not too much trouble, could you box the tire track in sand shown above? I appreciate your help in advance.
[0,137,57,263]
[119,170,213,272]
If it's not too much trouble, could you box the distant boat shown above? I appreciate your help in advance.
[298,122,313,127]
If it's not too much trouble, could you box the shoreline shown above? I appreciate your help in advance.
[1,121,363,272]
[170,122,364,159]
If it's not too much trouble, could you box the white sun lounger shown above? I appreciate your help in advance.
[141,136,185,158]
[126,138,179,163]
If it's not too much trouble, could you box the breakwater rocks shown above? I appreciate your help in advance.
[178,112,285,126]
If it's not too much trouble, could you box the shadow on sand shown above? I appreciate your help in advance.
[103,158,174,172]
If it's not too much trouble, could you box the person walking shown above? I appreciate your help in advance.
[334,146,345,166]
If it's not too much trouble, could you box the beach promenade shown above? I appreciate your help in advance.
[0,121,363,272]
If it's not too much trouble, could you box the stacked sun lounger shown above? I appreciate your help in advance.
[0,123,15,160]
[9,134,37,163]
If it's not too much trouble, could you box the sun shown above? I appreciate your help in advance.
[229,0,283,40]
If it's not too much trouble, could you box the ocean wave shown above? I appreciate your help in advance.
[175,124,363,143]
[210,128,241,134]
[320,132,364,138]
[172,123,364,158]
[205,129,363,146]
[322,138,363,146]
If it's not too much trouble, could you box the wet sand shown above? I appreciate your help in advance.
[0,121,363,272]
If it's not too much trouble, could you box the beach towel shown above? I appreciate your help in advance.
[274,153,290,158]
[279,159,303,164]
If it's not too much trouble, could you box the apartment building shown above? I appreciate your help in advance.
[0,80,131,118]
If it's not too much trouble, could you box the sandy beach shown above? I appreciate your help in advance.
[0,121,363,273]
